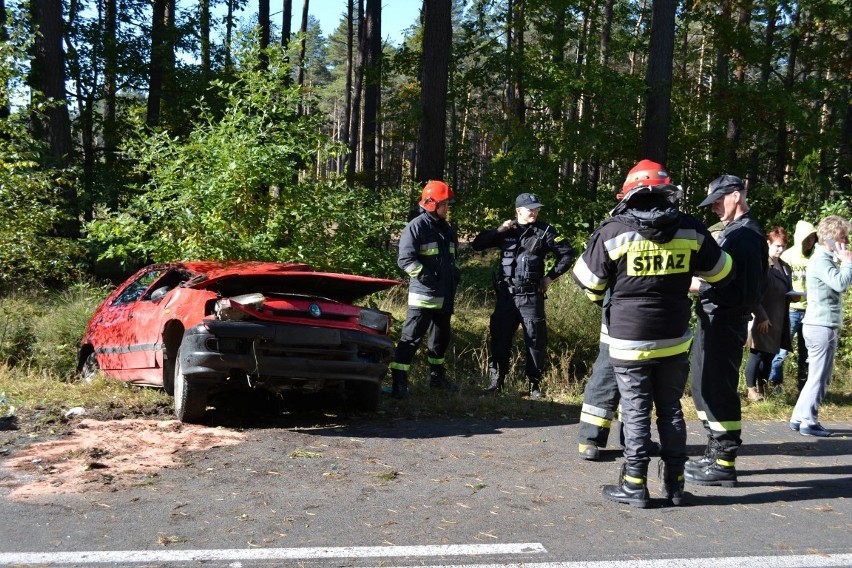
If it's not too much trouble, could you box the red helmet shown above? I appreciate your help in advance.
[419,180,456,212]
[618,159,671,199]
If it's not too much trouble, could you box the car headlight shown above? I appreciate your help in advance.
[359,308,390,334]
[215,293,266,320]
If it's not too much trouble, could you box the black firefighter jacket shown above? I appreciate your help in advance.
[572,204,734,364]
[397,211,460,313]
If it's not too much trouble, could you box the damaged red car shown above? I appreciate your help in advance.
[78,262,399,423]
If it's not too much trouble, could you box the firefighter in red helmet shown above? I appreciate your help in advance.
[573,160,734,507]
[577,160,671,461]
[389,180,460,399]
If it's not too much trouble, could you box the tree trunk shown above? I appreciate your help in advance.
[725,0,752,171]
[836,36,852,194]
[591,0,615,202]
[510,0,525,124]
[281,0,292,49]
[629,0,647,76]
[361,0,381,188]
[258,0,269,68]
[200,0,210,77]
[641,0,676,165]
[147,0,167,126]
[162,0,176,122]
[415,0,452,183]
[348,0,364,181]
[0,0,8,120]
[341,0,353,174]
[225,0,234,72]
[297,0,309,114]
[29,0,76,237]
[775,3,799,184]
[504,0,513,131]
[29,0,73,166]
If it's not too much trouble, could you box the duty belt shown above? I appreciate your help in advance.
[505,279,539,295]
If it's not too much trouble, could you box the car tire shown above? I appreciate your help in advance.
[173,347,208,424]
[79,352,99,383]
[352,381,381,412]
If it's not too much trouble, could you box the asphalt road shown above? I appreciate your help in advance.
[1,416,850,567]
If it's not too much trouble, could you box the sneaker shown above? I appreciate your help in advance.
[800,424,832,437]
[770,384,784,396]
[788,421,800,431]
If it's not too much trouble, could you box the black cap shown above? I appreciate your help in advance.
[515,193,544,209]
[699,174,745,207]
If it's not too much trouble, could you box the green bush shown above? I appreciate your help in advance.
[0,282,108,378]
[0,295,41,366]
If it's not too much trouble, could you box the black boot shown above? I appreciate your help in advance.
[579,443,600,461]
[429,366,458,392]
[484,368,504,394]
[528,377,543,399]
[685,436,717,474]
[659,462,686,506]
[602,463,649,508]
[685,456,737,487]
[390,369,410,400]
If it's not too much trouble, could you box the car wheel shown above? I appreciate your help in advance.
[352,381,381,412]
[79,352,99,383]
[173,347,208,424]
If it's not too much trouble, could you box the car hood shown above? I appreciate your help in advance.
[181,262,399,304]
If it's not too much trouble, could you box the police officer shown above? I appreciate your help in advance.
[687,175,768,486]
[389,180,461,399]
[472,193,574,398]
[572,161,734,507]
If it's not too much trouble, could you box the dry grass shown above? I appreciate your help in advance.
[0,272,850,428]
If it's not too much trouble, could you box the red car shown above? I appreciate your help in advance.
[78,262,399,423]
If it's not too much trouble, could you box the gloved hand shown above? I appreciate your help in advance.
[419,271,437,286]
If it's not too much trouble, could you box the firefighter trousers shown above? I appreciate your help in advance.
[578,342,621,447]
[488,288,547,381]
[391,307,452,374]
[613,354,689,468]
[690,307,748,459]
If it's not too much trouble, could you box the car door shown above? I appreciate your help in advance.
[94,269,164,370]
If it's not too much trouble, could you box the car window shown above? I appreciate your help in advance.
[112,270,164,305]
[141,269,194,301]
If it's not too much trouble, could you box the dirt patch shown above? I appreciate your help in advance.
[0,418,245,501]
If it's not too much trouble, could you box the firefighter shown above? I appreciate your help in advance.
[389,180,461,399]
[572,160,734,507]
[686,175,768,486]
[472,193,574,398]
[578,166,663,461]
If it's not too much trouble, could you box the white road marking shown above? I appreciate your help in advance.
[379,555,852,568]
[0,547,849,567]
[0,542,544,565]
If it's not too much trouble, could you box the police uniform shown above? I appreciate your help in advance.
[688,185,768,485]
[390,183,460,399]
[573,183,733,507]
[471,194,574,396]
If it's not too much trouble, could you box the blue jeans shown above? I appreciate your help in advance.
[769,309,806,384]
